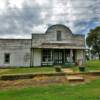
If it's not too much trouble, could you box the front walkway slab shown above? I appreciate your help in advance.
[62,68,73,73]
[66,75,84,82]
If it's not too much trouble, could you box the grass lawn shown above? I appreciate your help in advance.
[85,60,100,71]
[72,60,100,72]
[0,67,55,75]
[0,79,100,100]
[0,60,100,75]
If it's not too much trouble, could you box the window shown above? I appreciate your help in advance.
[57,31,61,41]
[4,53,10,63]
[42,49,52,62]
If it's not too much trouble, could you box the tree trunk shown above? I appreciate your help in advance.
[99,54,100,60]
[97,49,100,60]
[97,51,100,60]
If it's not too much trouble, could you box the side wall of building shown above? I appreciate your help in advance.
[0,39,31,67]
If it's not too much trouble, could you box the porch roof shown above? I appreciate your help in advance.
[32,43,86,49]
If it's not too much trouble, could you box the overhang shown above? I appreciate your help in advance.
[32,43,86,49]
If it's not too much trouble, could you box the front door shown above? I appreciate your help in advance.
[54,50,63,65]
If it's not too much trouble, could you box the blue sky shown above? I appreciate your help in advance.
[0,0,100,38]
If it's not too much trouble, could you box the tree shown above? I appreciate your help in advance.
[86,26,100,60]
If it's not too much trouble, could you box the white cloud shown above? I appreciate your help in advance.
[32,24,47,33]
[8,0,24,8]
[35,0,49,6]
[0,0,100,38]
[0,0,7,10]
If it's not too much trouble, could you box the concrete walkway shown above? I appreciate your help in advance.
[62,68,73,73]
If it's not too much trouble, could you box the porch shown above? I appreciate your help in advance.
[41,49,76,66]
[31,48,84,66]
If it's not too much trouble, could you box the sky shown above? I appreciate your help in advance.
[0,0,100,38]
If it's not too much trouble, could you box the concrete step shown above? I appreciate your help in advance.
[62,68,73,73]
[66,75,85,82]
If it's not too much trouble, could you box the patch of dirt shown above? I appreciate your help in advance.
[83,75,100,82]
[0,76,67,90]
[0,74,100,90]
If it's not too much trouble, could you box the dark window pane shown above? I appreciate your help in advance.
[57,31,61,41]
[42,49,52,62]
[4,53,10,63]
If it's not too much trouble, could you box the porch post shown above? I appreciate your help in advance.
[64,49,65,63]
[52,49,54,65]
[51,49,53,65]
[70,49,73,62]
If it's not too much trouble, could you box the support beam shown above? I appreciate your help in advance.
[70,49,73,62]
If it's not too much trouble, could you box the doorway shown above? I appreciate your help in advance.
[54,49,64,65]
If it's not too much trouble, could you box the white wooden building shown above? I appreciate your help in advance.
[0,24,85,67]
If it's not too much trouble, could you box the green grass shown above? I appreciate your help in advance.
[85,60,100,71]
[0,67,55,75]
[72,60,100,72]
[0,60,100,75]
[0,79,100,100]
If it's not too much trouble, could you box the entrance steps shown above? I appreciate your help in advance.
[66,75,84,83]
[62,68,85,83]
